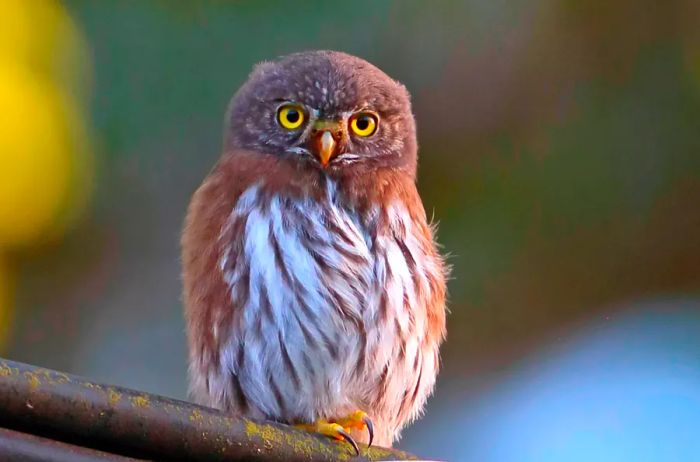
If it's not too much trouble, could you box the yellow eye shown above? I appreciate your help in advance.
[350,112,378,137]
[277,104,305,130]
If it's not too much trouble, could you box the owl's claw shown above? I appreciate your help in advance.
[335,410,374,447]
[295,420,360,455]
[336,427,360,455]
[295,410,374,454]
[364,414,374,447]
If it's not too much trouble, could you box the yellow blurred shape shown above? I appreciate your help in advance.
[0,0,91,99]
[0,257,14,352]
[0,65,85,247]
[0,0,36,63]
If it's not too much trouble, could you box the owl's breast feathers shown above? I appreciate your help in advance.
[182,151,446,444]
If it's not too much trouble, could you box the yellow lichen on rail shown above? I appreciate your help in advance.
[130,395,150,408]
[23,371,41,391]
[0,362,18,377]
[39,369,70,385]
[245,420,320,459]
[107,388,122,406]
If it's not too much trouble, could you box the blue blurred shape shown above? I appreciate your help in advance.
[406,298,700,462]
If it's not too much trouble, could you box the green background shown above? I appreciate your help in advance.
[9,1,700,460]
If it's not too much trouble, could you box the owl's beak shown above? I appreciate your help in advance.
[311,120,342,167]
[317,131,336,167]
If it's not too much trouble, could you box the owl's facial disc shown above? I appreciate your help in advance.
[225,52,417,174]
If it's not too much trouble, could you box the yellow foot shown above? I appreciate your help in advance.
[296,410,374,455]
[336,410,374,446]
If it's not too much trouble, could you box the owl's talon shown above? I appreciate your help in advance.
[363,414,374,447]
[295,420,360,455]
[336,427,360,455]
[335,410,374,447]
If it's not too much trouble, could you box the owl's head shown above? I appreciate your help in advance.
[224,50,417,176]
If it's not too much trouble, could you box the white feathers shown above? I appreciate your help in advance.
[206,182,439,442]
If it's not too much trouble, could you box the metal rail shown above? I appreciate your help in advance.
[0,358,419,461]
[0,427,145,462]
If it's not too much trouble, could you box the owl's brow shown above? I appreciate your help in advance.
[268,97,311,106]
[255,97,294,105]
[265,99,320,117]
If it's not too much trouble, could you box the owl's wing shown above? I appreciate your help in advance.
[181,150,271,407]
[181,149,314,410]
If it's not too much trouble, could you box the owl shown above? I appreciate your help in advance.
[181,50,446,452]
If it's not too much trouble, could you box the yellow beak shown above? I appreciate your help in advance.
[317,131,336,167]
[311,119,342,167]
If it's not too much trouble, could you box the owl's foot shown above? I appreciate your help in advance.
[335,410,374,447]
[295,410,374,455]
[297,420,360,455]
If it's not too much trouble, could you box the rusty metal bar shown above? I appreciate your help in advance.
[0,427,146,462]
[0,358,419,461]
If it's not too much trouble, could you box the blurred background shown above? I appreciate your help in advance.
[2,1,699,460]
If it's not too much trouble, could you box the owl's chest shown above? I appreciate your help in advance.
[215,183,434,420]
[220,185,377,333]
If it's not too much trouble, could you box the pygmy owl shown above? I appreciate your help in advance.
[182,50,446,451]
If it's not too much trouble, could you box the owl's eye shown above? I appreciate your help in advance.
[277,104,305,130]
[349,112,378,137]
